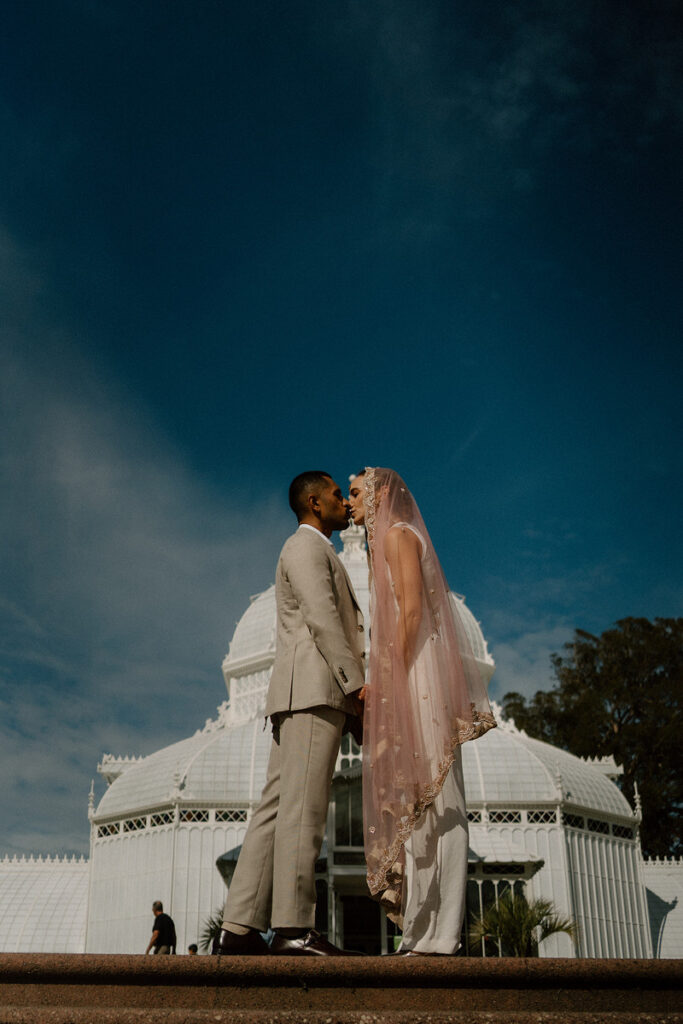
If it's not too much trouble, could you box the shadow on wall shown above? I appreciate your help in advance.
[646,888,678,958]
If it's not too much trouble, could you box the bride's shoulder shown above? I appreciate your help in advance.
[386,521,424,553]
[388,521,427,557]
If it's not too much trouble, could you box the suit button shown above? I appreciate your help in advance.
[358,624,364,632]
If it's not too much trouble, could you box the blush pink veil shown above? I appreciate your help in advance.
[361,467,496,918]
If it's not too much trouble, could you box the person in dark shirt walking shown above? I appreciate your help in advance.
[145,900,176,954]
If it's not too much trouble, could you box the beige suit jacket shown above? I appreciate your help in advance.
[264,527,366,719]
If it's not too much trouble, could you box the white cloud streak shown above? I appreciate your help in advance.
[0,232,291,855]
[487,622,572,702]
[340,1,683,240]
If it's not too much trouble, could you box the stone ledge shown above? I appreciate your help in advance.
[1,955,680,985]
[0,1013,681,1024]
[0,955,680,1023]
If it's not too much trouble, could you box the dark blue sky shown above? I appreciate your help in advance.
[1,0,681,855]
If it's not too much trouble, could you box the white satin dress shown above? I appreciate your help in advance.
[390,523,469,955]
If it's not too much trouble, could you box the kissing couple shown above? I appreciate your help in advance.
[213,469,495,957]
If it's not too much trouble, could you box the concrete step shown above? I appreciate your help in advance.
[0,954,680,1024]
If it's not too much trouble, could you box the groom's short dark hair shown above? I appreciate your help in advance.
[289,471,332,518]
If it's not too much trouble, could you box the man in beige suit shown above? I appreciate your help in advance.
[213,471,365,956]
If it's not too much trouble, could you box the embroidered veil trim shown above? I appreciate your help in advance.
[366,706,496,906]
[360,467,498,922]
[364,466,377,552]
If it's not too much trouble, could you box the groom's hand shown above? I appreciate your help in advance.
[351,687,366,720]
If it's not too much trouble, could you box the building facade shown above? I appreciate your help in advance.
[0,525,680,956]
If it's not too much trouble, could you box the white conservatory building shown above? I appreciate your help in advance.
[0,526,680,956]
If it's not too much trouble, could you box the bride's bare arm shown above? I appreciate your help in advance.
[385,526,423,670]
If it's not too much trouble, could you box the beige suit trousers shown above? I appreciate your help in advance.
[222,706,345,932]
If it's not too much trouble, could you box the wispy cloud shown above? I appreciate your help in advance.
[450,422,487,465]
[0,231,291,855]
[480,557,616,700]
[487,620,572,701]
[341,0,683,239]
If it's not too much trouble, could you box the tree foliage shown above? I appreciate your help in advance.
[502,617,682,858]
[468,890,577,957]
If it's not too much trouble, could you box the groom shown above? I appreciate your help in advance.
[214,471,366,956]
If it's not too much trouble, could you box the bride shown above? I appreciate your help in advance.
[348,468,496,955]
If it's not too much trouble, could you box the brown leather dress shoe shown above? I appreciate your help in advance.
[269,929,361,956]
[212,928,270,955]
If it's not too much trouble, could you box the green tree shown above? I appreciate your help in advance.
[502,617,682,858]
[469,890,577,957]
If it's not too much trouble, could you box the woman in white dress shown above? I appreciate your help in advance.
[348,468,496,955]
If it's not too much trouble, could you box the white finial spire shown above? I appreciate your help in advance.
[339,522,366,561]
[554,764,564,800]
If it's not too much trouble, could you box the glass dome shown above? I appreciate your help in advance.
[94,718,270,820]
[95,525,632,826]
[226,525,494,678]
[462,709,634,817]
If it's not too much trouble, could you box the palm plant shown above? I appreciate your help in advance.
[468,889,577,957]
[199,906,225,953]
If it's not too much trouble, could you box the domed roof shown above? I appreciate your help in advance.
[95,528,632,826]
[450,594,489,666]
[462,708,634,818]
[225,526,494,677]
[228,585,276,664]
[97,527,496,821]
[94,716,271,820]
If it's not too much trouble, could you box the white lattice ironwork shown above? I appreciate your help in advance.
[122,817,146,833]
[96,822,120,838]
[228,670,270,723]
[488,810,522,824]
[179,809,209,823]
[527,810,557,824]
[215,809,248,823]
[150,811,174,827]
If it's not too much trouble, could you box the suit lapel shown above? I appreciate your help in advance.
[297,526,361,614]
[330,548,361,612]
